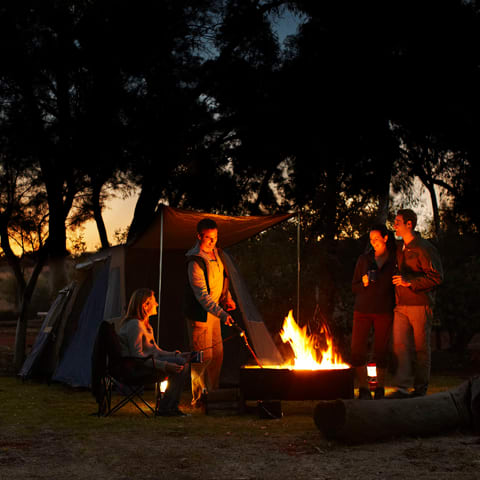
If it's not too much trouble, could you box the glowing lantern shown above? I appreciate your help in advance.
[367,362,377,391]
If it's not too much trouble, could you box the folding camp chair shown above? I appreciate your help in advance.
[91,321,166,417]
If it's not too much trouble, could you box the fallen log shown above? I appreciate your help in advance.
[313,380,473,443]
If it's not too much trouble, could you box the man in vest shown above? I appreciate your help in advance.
[185,218,236,409]
[388,209,443,399]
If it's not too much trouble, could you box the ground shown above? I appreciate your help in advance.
[1,320,479,479]
[1,400,479,480]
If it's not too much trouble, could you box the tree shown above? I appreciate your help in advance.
[0,159,49,370]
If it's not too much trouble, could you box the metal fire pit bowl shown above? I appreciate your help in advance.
[239,366,354,401]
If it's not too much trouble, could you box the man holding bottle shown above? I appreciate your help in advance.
[388,209,443,399]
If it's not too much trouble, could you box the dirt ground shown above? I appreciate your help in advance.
[1,321,480,479]
[1,416,480,480]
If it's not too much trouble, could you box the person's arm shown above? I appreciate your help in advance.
[406,243,443,291]
[223,290,236,311]
[188,260,231,323]
[122,321,147,358]
[352,255,369,294]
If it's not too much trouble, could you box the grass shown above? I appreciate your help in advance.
[0,376,319,444]
[0,373,467,438]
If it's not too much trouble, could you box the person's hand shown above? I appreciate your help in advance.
[165,362,184,374]
[362,274,369,287]
[179,352,192,361]
[224,315,234,327]
[392,275,412,287]
[224,298,236,311]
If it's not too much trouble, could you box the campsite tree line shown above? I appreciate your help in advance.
[1,0,480,370]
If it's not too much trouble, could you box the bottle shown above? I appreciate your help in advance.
[367,260,378,283]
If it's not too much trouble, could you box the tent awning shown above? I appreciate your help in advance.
[129,205,295,251]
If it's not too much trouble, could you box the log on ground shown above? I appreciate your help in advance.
[313,381,472,444]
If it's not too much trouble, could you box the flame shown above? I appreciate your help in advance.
[278,310,349,370]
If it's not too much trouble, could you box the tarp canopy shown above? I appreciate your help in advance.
[130,205,295,251]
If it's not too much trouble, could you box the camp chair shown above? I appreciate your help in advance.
[91,321,166,417]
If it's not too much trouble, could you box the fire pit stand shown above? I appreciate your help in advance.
[239,366,354,402]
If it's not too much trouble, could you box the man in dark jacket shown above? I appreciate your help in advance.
[388,209,443,399]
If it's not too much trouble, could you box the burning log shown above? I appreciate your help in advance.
[313,380,474,443]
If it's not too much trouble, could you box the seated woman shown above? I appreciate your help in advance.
[118,288,190,416]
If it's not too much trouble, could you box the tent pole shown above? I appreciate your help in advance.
[156,208,164,344]
[297,209,301,324]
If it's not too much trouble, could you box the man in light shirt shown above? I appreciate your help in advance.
[184,218,236,409]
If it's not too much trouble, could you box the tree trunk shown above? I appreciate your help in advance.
[425,180,441,237]
[313,381,472,443]
[48,256,68,298]
[92,183,110,249]
[13,251,48,371]
[0,218,26,301]
[14,304,29,373]
[127,178,161,242]
[375,151,394,224]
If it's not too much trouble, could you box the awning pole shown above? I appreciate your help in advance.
[156,208,164,343]
[297,209,301,324]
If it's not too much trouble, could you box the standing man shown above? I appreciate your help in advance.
[389,209,443,399]
[184,218,236,409]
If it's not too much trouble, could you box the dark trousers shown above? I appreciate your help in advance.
[350,311,393,368]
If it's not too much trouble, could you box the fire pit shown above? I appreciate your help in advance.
[240,366,354,401]
[239,310,354,402]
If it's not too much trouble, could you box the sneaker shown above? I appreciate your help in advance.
[374,387,385,400]
[386,389,410,399]
[358,388,372,400]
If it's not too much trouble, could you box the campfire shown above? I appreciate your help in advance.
[245,310,350,370]
[240,310,353,401]
[278,310,349,370]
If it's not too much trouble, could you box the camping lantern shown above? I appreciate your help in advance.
[160,380,168,397]
[367,362,377,391]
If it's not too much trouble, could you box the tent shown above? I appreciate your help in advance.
[20,206,295,388]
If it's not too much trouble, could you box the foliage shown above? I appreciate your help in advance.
[435,233,480,351]
[1,0,480,365]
